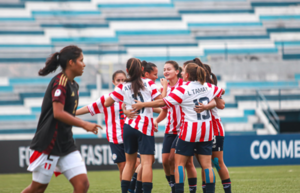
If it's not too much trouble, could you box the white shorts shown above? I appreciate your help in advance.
[28,150,87,184]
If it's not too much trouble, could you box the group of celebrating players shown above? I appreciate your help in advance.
[21,45,232,193]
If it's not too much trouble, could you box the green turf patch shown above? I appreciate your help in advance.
[0,165,299,192]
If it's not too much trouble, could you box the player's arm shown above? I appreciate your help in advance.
[132,95,165,110]
[194,99,216,114]
[76,106,89,115]
[53,102,102,134]
[153,108,162,114]
[155,108,167,124]
[215,97,225,110]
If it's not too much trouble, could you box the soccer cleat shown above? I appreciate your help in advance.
[128,189,135,193]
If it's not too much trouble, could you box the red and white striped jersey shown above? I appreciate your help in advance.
[110,78,161,136]
[164,78,184,135]
[211,107,225,137]
[87,94,125,144]
[163,82,223,142]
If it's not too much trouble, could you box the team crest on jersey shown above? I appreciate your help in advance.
[71,91,75,97]
[54,89,61,97]
[112,153,117,161]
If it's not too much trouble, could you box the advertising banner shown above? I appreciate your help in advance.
[0,134,299,173]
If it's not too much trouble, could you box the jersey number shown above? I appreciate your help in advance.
[132,92,145,114]
[193,97,210,120]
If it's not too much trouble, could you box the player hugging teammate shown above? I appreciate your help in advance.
[23,45,231,193]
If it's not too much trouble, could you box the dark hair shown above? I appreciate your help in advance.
[204,64,218,86]
[141,60,157,77]
[112,70,126,81]
[185,63,206,84]
[192,58,212,83]
[125,58,144,97]
[39,45,82,76]
[165,60,182,78]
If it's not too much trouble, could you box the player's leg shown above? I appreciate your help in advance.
[22,152,59,193]
[162,134,176,191]
[56,151,89,193]
[110,143,127,182]
[196,141,215,193]
[69,174,89,193]
[122,124,139,193]
[117,162,126,182]
[174,154,189,193]
[128,156,141,193]
[169,135,179,193]
[185,156,197,193]
[169,148,176,192]
[212,136,231,193]
[174,138,195,193]
[21,180,48,193]
[139,131,155,193]
[136,164,143,193]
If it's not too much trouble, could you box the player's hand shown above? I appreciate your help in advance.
[194,103,207,113]
[160,78,168,87]
[132,100,143,111]
[83,121,102,135]
[124,109,138,119]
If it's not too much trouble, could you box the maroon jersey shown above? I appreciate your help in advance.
[30,73,79,156]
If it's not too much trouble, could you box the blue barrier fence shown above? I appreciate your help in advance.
[224,134,300,167]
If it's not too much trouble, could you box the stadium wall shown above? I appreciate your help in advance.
[0,134,299,174]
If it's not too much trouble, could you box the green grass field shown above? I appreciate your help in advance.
[0,165,299,193]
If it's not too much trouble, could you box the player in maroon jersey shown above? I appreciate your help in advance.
[22,45,101,193]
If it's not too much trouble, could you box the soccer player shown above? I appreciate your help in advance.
[104,58,162,193]
[155,61,198,193]
[193,62,232,193]
[22,45,101,193]
[76,70,141,183]
[132,63,225,193]
[125,60,160,193]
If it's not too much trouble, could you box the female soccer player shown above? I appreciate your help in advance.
[125,60,160,193]
[76,70,136,182]
[104,58,162,193]
[155,60,198,193]
[132,63,225,193]
[193,62,232,193]
[22,45,101,193]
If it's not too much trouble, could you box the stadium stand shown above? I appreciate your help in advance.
[0,0,299,139]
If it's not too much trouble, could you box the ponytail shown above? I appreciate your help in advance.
[125,58,144,97]
[177,67,182,78]
[39,52,60,76]
[196,66,206,85]
[38,45,82,76]
[211,72,218,86]
[185,63,206,84]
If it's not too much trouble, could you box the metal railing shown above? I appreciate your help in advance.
[256,90,280,132]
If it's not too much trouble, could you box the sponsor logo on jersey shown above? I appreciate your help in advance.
[54,89,61,97]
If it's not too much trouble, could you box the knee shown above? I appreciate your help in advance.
[168,156,174,165]
[74,179,89,192]
[162,156,169,165]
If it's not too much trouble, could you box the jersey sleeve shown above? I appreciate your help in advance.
[87,95,105,116]
[163,86,185,108]
[211,85,224,99]
[110,84,124,103]
[51,75,68,105]
[148,80,161,100]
